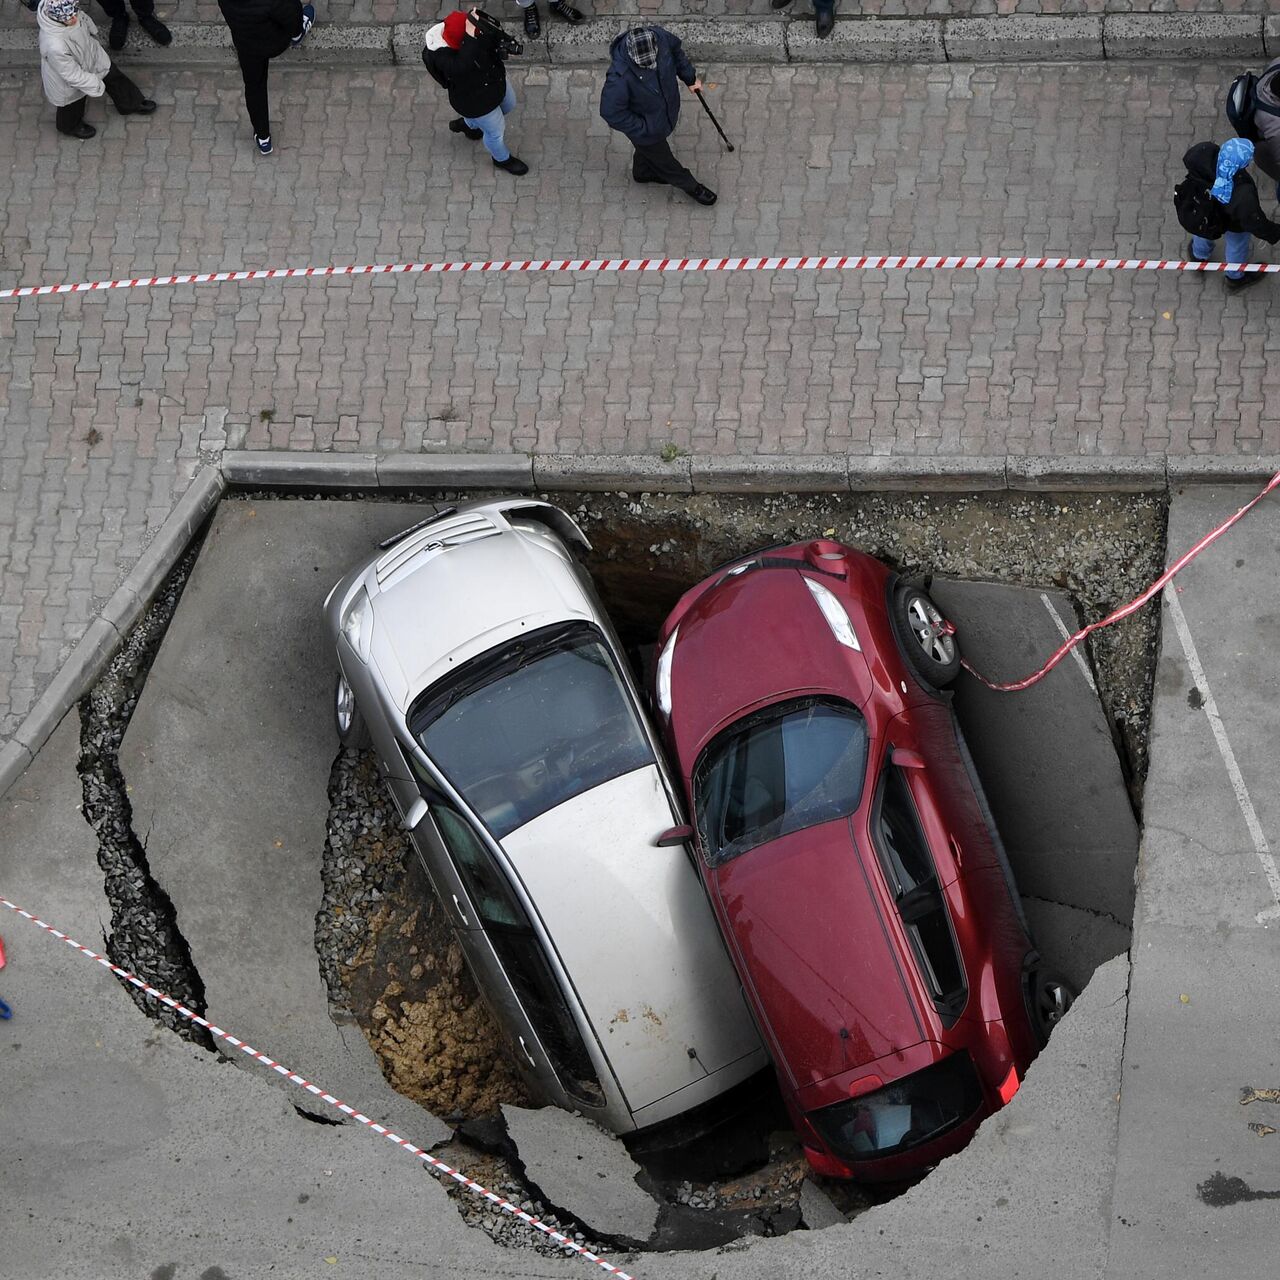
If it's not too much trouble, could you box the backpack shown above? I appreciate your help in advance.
[1226,72,1261,141]
[1174,174,1227,240]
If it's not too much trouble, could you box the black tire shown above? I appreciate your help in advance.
[334,673,371,749]
[893,582,961,688]
[1027,969,1074,1047]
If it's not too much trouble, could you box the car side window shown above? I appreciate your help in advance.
[874,764,967,1021]
[430,804,524,930]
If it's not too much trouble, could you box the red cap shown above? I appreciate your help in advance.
[442,10,468,48]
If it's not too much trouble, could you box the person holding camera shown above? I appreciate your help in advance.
[600,24,716,206]
[424,8,528,176]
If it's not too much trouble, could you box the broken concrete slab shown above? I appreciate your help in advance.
[798,1178,845,1230]
[1022,898,1133,997]
[503,1103,660,1243]
[118,499,448,1150]
[930,579,1139,971]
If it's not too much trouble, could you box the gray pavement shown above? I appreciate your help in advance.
[4,57,1280,747]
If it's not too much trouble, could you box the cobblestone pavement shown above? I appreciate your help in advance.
[0,0,1266,37]
[1,58,1278,739]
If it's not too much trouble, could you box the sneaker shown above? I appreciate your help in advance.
[688,184,717,206]
[1225,270,1266,293]
[548,0,582,21]
[108,13,129,50]
[255,134,273,155]
[522,3,540,37]
[138,14,172,45]
[448,117,484,141]
[59,121,97,140]
[493,155,529,176]
[291,3,315,47]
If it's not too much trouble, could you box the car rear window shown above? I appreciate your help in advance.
[410,622,654,839]
[693,698,869,867]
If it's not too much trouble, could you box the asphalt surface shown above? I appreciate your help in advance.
[0,493,1203,1279]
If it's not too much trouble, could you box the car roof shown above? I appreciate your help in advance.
[366,519,594,711]
[668,565,870,768]
[500,764,765,1113]
[712,815,929,1088]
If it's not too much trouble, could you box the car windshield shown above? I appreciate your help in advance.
[411,622,654,839]
[694,697,869,866]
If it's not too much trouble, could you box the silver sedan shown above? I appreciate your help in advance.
[324,498,766,1133]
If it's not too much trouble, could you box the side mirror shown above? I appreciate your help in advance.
[656,824,694,848]
[891,747,926,769]
[403,797,430,830]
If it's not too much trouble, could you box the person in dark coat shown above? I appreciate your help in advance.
[599,25,715,207]
[1180,138,1280,293]
[422,8,527,176]
[217,0,315,155]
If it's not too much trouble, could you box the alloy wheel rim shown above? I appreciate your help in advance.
[335,676,354,735]
[908,596,956,665]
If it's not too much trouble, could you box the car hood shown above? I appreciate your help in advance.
[501,764,763,1112]
[713,816,926,1089]
[368,532,592,710]
[668,567,873,767]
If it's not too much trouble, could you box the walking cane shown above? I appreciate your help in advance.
[694,88,735,153]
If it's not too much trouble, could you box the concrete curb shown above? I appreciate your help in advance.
[4,448,1275,801]
[0,464,224,801]
[0,15,1270,69]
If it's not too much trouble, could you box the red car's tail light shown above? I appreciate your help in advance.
[808,1052,984,1163]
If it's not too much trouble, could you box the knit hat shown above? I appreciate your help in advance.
[43,0,80,22]
[1211,136,1254,203]
[625,25,658,70]
[442,10,467,48]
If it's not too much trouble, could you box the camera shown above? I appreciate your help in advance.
[473,9,524,57]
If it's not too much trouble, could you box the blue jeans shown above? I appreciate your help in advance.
[1191,229,1253,280]
[463,84,516,163]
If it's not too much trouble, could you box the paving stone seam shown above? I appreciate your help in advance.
[0,14,1275,69]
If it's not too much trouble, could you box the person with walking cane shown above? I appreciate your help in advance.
[600,24,717,207]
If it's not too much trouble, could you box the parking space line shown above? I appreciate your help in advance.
[1038,593,1098,695]
[0,895,639,1279]
[1163,587,1280,924]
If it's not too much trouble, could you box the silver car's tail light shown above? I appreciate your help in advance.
[804,577,861,651]
[655,627,678,717]
[341,587,374,662]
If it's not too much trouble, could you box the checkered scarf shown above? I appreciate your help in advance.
[625,25,658,70]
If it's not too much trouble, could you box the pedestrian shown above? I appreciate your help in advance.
[512,0,582,40]
[37,0,156,140]
[92,0,170,52]
[422,8,528,176]
[1177,139,1280,293]
[768,0,834,41]
[1245,59,1280,203]
[216,0,316,156]
[600,24,716,207]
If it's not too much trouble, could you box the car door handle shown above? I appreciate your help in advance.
[518,1035,536,1068]
[949,835,964,870]
[452,894,470,926]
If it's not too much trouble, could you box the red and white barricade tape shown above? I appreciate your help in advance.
[2,252,1280,302]
[0,895,639,1280]
[957,468,1280,692]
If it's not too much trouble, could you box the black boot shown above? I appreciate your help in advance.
[59,121,97,140]
[494,155,530,176]
[688,184,717,206]
[449,117,484,141]
[139,14,172,45]
[522,3,540,37]
[548,0,582,21]
[770,0,793,7]
[815,7,835,37]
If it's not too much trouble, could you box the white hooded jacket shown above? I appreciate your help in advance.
[37,2,110,107]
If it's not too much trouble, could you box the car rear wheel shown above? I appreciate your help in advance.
[334,673,371,749]
[1028,969,1074,1046]
[893,583,961,688]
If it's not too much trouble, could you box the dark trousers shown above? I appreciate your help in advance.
[237,50,273,139]
[55,64,145,133]
[96,0,156,19]
[631,137,697,194]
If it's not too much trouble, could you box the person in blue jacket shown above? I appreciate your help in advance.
[599,25,716,207]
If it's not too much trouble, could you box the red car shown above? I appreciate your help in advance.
[650,540,1071,1182]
